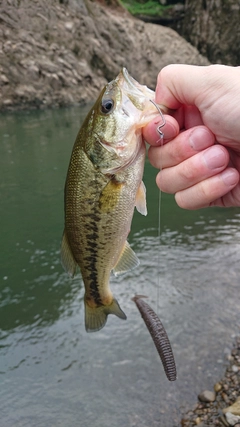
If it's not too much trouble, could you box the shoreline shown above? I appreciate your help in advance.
[181,336,240,426]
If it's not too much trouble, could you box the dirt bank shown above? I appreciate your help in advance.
[0,0,209,111]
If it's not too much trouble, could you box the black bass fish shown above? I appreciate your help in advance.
[61,68,162,332]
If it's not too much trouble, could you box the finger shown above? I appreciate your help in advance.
[155,64,240,146]
[155,64,211,109]
[148,126,215,169]
[175,168,240,209]
[184,105,203,129]
[143,115,179,146]
[170,105,204,130]
[156,145,230,194]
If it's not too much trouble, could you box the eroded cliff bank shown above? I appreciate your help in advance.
[0,0,209,111]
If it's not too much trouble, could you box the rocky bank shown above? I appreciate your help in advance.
[181,336,240,427]
[0,0,209,111]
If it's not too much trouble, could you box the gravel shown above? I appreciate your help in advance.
[181,336,240,426]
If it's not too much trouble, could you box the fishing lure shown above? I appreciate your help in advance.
[132,295,177,381]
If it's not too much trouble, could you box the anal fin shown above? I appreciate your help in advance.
[113,241,140,277]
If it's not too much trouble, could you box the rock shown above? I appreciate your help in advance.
[38,58,59,74]
[222,392,230,404]
[214,382,222,393]
[0,74,9,84]
[223,398,240,415]
[3,98,12,105]
[195,417,206,427]
[64,21,74,31]
[225,412,240,426]
[198,390,216,403]
[15,84,36,98]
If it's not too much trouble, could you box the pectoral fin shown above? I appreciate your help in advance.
[113,241,140,276]
[99,178,123,213]
[135,180,147,216]
[61,230,77,277]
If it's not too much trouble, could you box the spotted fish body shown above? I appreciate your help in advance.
[61,68,160,332]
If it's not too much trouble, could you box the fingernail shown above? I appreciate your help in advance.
[190,127,214,151]
[221,169,239,186]
[202,146,227,170]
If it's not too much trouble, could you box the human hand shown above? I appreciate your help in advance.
[143,64,240,209]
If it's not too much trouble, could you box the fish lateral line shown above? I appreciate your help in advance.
[132,295,177,382]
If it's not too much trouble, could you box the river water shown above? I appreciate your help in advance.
[1,106,240,427]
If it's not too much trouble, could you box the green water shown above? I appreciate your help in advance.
[1,107,240,427]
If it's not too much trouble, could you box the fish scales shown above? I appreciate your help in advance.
[61,68,161,332]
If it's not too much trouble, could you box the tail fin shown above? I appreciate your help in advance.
[85,298,127,333]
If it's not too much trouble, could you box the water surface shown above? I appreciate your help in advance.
[1,107,240,426]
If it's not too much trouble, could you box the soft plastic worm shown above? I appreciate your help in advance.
[132,295,177,381]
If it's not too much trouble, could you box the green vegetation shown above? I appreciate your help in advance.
[120,0,170,17]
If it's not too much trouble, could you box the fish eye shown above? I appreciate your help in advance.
[101,99,114,114]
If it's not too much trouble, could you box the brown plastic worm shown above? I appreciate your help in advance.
[132,295,177,382]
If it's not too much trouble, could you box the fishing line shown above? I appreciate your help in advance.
[150,100,180,426]
[149,99,165,315]
[157,184,162,315]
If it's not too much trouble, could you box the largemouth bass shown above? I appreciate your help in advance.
[61,68,161,332]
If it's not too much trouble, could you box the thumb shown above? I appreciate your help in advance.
[155,64,211,109]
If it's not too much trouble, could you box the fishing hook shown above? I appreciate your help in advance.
[149,99,166,141]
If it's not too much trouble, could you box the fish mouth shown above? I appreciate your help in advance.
[119,68,160,117]
[121,67,155,101]
[120,68,169,116]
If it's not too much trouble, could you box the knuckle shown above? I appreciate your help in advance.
[175,191,189,209]
[157,171,173,193]
[178,163,195,182]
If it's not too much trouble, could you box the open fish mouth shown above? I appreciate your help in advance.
[120,67,169,121]
[117,67,167,125]
[121,67,155,104]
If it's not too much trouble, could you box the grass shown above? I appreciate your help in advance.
[120,0,170,17]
